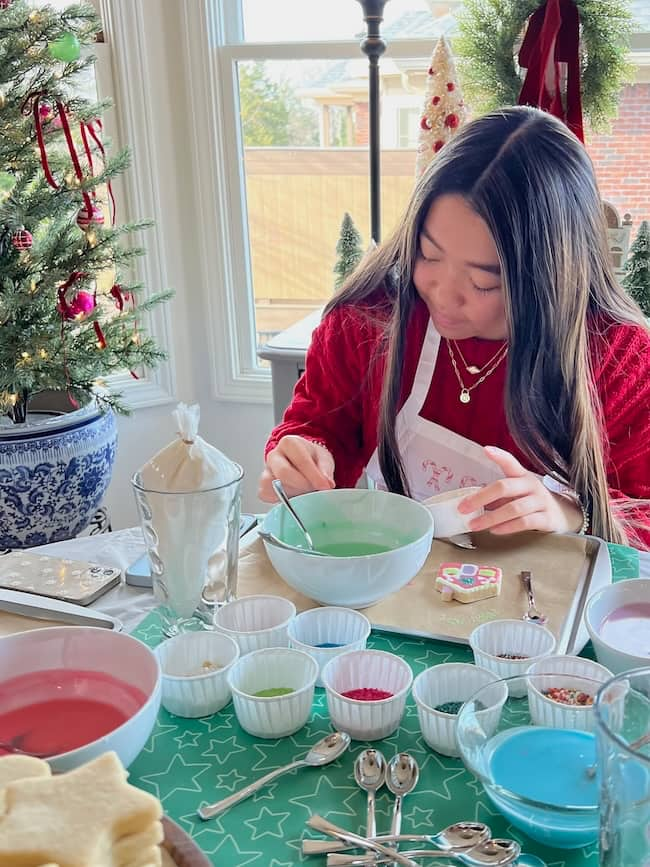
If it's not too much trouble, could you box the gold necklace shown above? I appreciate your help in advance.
[452,339,508,375]
[446,339,508,404]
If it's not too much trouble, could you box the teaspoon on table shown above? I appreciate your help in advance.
[302,821,491,857]
[326,838,521,867]
[272,479,317,551]
[197,731,350,820]
[386,753,419,863]
[354,749,386,838]
[520,571,547,625]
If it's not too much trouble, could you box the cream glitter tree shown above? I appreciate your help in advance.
[415,36,468,180]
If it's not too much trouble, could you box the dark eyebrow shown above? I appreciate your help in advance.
[420,228,501,276]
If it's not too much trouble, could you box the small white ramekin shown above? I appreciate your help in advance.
[321,649,413,741]
[526,655,613,732]
[155,630,240,718]
[469,619,557,697]
[412,662,507,757]
[213,594,296,655]
[287,607,371,687]
[227,647,318,738]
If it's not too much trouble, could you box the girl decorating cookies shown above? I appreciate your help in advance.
[259,106,650,550]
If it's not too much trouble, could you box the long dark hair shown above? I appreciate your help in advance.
[325,106,646,544]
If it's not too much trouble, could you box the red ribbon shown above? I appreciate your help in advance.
[57,271,88,320]
[94,321,107,349]
[80,118,116,224]
[110,283,124,311]
[517,0,584,142]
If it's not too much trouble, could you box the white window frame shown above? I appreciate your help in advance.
[106,0,650,405]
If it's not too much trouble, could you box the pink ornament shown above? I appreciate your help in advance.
[39,103,54,122]
[434,140,445,153]
[420,116,431,131]
[447,82,455,92]
[444,113,459,129]
[11,228,32,250]
[68,291,96,318]
[76,203,105,230]
[0,0,14,8]
[432,96,441,106]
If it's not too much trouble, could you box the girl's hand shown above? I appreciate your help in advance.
[457,446,583,535]
[258,435,335,502]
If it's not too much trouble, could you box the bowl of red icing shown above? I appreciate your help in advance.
[585,578,650,674]
[0,626,161,772]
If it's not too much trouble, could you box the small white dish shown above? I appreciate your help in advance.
[469,619,557,697]
[412,662,506,757]
[584,578,650,674]
[321,649,413,741]
[287,607,371,687]
[422,486,483,538]
[227,647,318,738]
[526,655,613,732]
[155,630,240,718]
[213,594,296,655]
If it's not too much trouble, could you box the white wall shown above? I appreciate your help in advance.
[102,1,275,528]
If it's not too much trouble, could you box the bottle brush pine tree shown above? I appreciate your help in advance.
[333,212,363,290]
[622,220,650,317]
[0,0,172,424]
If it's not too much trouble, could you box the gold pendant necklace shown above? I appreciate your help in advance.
[447,340,508,404]
[452,339,508,376]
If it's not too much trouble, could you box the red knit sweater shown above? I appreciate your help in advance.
[266,298,650,548]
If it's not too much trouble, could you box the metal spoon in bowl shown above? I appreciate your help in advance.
[586,729,650,779]
[197,731,350,820]
[326,838,521,867]
[272,479,317,551]
[258,528,328,557]
[354,749,386,838]
[302,821,492,857]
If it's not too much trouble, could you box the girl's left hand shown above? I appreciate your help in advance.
[457,446,583,535]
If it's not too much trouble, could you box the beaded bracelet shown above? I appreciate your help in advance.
[542,475,590,535]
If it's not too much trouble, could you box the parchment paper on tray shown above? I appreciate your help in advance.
[237,531,596,648]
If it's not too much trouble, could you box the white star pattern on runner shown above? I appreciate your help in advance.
[252,781,279,803]
[137,753,212,803]
[215,767,248,792]
[140,721,178,754]
[197,710,235,734]
[200,735,247,764]
[407,804,435,829]
[195,831,260,862]
[243,806,291,840]
[288,774,359,821]
[174,730,202,749]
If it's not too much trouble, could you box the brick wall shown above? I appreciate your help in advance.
[587,83,650,238]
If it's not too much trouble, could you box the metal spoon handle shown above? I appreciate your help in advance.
[307,816,419,867]
[272,479,316,549]
[328,850,469,866]
[366,789,377,838]
[521,571,536,610]
[197,759,305,819]
[304,834,434,856]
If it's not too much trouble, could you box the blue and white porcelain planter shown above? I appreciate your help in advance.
[0,400,117,548]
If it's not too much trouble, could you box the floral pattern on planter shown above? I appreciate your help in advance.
[0,408,117,548]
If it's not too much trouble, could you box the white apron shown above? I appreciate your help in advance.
[365,320,504,501]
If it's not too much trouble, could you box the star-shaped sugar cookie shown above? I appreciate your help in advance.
[0,751,162,867]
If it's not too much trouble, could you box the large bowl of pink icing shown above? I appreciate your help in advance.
[584,578,650,674]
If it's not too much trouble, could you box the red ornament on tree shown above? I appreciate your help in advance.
[428,66,435,75]
[432,96,441,106]
[11,228,32,250]
[38,103,54,123]
[444,113,459,129]
[434,140,445,152]
[0,0,14,8]
[68,291,96,318]
[447,82,455,91]
[76,203,105,230]
[420,116,431,130]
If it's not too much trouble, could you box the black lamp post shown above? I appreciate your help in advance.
[355,0,389,244]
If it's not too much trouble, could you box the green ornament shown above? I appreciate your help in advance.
[0,171,15,196]
[48,32,81,62]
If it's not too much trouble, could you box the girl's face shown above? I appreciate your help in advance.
[413,194,508,341]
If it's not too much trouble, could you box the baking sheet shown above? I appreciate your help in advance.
[237,530,611,654]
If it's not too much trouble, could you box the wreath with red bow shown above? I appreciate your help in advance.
[455,0,633,134]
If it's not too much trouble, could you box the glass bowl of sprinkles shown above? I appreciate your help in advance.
[287,607,371,687]
[412,662,507,757]
[525,655,613,732]
[227,647,318,737]
[469,619,557,697]
[321,649,413,740]
[456,672,616,850]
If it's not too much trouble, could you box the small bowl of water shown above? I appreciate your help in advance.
[259,489,433,608]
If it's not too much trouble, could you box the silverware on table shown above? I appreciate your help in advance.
[302,822,492,857]
[197,732,350,820]
[445,533,476,550]
[354,749,386,838]
[0,589,121,630]
[385,753,419,864]
[306,815,420,867]
[520,570,547,625]
[326,838,521,866]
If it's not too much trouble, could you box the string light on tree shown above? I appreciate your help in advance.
[415,36,467,179]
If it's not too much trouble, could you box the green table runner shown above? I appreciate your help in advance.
[128,544,639,866]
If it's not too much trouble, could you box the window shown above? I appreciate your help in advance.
[195,0,650,399]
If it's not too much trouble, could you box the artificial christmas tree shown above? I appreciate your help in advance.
[415,36,467,180]
[622,221,650,317]
[333,212,364,290]
[0,1,171,425]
